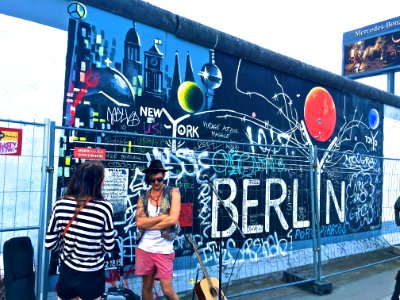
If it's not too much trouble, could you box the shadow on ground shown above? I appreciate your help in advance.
[179,246,400,300]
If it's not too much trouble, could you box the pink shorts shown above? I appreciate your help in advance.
[135,247,175,280]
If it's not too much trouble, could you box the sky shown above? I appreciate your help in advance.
[144,0,400,93]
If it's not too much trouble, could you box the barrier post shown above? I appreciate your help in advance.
[310,145,332,294]
[309,145,319,280]
[37,120,56,300]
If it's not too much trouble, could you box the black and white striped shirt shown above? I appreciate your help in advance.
[45,198,115,272]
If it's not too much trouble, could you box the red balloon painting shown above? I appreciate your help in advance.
[304,87,336,142]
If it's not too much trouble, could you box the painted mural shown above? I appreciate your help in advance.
[52,4,384,291]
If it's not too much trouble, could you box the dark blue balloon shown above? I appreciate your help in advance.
[368,109,379,129]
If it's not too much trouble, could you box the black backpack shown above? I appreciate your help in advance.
[3,236,36,300]
[104,286,140,300]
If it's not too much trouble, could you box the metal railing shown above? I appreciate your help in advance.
[1,118,400,299]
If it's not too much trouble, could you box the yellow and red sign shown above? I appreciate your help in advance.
[74,147,106,160]
[0,127,23,156]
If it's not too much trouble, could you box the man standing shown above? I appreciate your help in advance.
[392,197,400,300]
[135,159,181,300]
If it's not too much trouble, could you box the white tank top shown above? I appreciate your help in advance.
[137,201,174,254]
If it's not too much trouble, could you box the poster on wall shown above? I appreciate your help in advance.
[103,167,129,225]
[0,127,22,156]
[51,3,385,286]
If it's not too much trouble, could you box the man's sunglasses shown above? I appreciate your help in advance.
[149,177,164,183]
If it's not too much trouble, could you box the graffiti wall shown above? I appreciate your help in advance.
[53,4,384,290]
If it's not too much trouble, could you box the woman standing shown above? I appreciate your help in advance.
[45,160,115,300]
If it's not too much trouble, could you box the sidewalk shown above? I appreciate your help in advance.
[49,248,400,300]
[260,268,396,300]
[226,249,400,300]
[182,263,398,300]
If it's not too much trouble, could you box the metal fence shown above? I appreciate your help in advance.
[0,119,51,299]
[1,118,400,299]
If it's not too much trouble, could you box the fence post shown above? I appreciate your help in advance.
[313,145,322,282]
[309,145,332,294]
[37,120,56,300]
[309,145,319,280]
